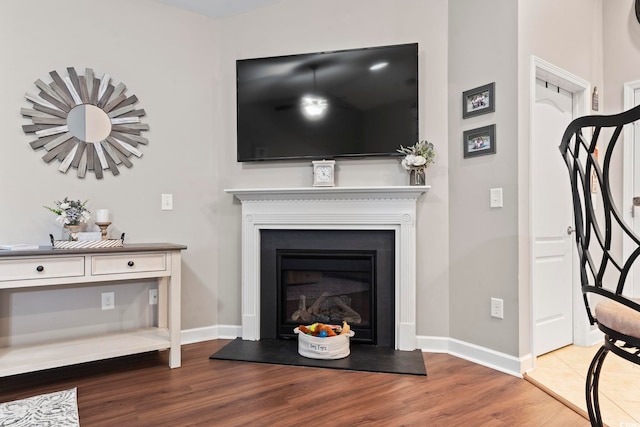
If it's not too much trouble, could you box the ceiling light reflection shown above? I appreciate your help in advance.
[301,94,328,119]
[369,62,389,71]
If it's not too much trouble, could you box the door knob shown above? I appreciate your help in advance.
[567,226,575,235]
[634,196,640,206]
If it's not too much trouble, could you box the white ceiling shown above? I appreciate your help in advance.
[154,0,282,18]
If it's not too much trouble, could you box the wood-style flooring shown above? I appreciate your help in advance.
[0,340,588,426]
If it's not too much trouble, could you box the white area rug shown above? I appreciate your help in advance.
[0,388,79,426]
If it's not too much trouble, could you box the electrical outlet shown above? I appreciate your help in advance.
[149,289,158,305]
[491,297,503,319]
[102,292,115,310]
[161,194,173,211]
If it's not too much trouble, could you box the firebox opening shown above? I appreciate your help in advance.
[278,250,376,343]
[260,229,395,347]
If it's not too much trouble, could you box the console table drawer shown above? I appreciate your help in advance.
[0,257,85,282]
[91,253,167,275]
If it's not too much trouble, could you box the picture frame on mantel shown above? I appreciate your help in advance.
[463,124,496,158]
[462,82,495,118]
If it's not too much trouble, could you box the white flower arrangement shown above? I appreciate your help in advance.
[44,197,91,226]
[397,140,436,170]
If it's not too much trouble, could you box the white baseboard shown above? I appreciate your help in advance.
[181,324,241,345]
[181,326,528,377]
[418,335,526,378]
[587,328,604,347]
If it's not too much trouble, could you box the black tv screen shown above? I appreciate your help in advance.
[236,43,418,162]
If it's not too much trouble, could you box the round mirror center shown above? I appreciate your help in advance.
[67,104,112,143]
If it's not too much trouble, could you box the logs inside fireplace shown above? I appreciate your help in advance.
[281,251,372,340]
[291,291,363,324]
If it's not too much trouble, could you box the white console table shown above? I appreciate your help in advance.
[0,243,186,377]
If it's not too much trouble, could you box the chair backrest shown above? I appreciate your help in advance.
[559,104,640,324]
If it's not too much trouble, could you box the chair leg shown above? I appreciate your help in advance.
[586,345,608,427]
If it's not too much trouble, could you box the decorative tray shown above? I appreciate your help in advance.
[49,233,125,249]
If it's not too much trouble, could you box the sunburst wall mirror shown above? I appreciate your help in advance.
[21,67,148,179]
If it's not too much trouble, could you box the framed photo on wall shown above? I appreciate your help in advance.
[463,124,496,158]
[462,82,495,118]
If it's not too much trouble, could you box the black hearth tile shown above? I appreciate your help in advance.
[209,338,426,376]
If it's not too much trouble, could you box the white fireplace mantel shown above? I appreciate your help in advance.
[225,186,429,351]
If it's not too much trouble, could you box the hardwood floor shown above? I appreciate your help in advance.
[0,340,588,426]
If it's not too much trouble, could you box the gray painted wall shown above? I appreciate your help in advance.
[0,0,452,348]
[213,0,451,335]
[1,0,630,364]
[0,0,219,334]
[448,0,519,355]
[603,0,640,198]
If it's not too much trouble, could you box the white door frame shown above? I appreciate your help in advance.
[529,56,592,357]
[623,80,640,298]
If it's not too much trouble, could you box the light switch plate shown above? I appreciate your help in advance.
[490,188,503,208]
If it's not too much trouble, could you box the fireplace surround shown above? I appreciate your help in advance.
[225,186,428,351]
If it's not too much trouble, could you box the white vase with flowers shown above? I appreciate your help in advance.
[44,197,91,241]
[397,140,436,185]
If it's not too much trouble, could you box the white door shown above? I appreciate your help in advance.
[532,79,575,356]
[633,88,640,298]
[623,85,640,298]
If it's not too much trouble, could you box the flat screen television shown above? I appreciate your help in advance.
[236,43,418,162]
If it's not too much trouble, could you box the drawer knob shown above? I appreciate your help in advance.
[127,261,134,267]
[36,265,44,272]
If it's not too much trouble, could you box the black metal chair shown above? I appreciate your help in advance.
[560,104,640,426]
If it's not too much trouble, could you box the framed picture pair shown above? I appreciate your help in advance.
[462,82,496,158]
